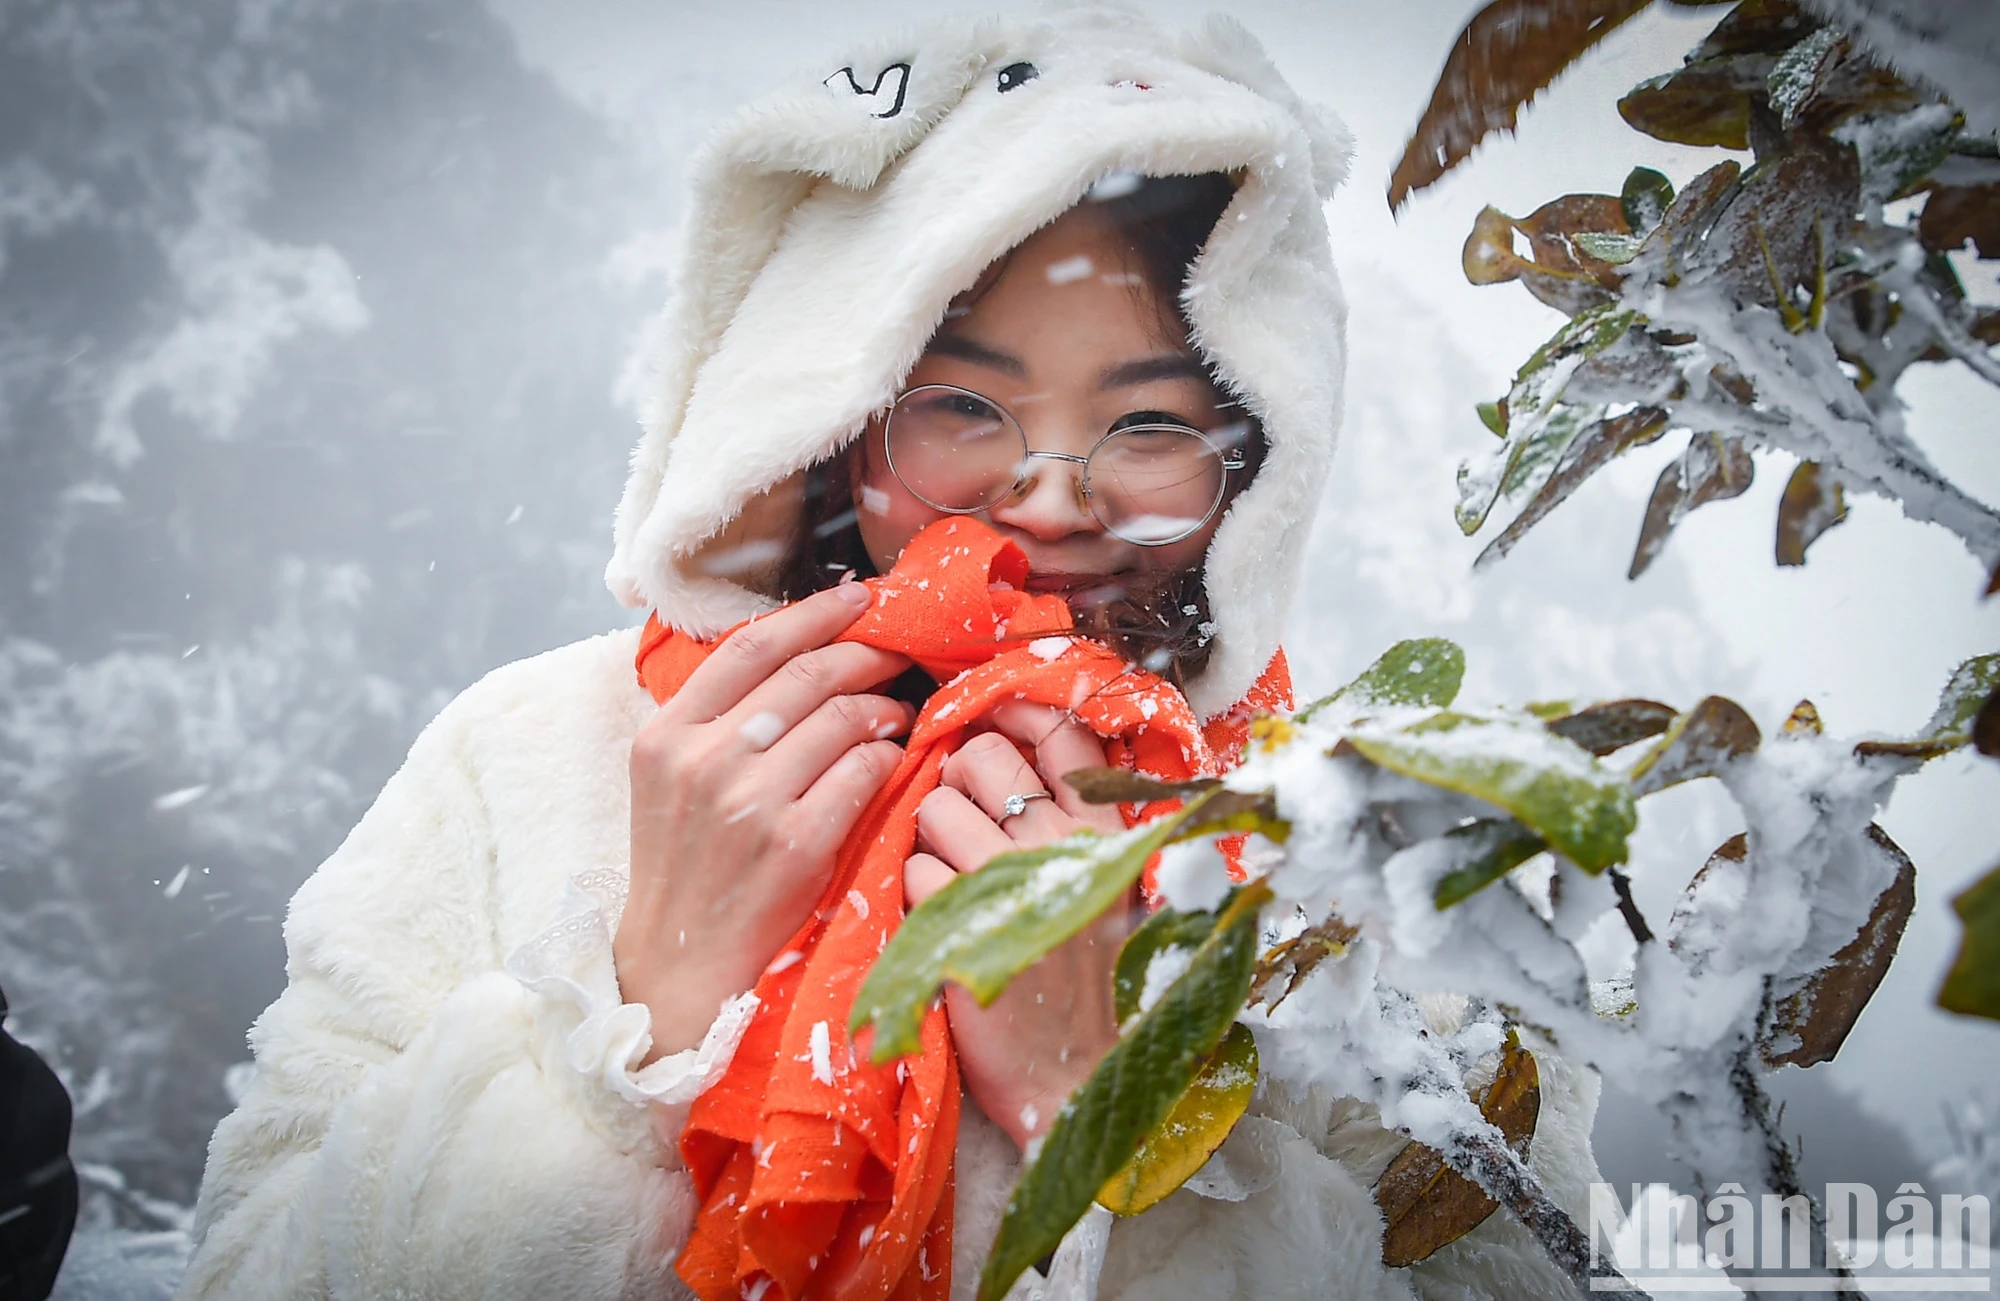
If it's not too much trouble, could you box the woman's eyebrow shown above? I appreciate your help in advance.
[1100,353,1205,388]
[926,334,1027,378]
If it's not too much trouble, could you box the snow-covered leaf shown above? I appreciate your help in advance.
[1375,1036,1539,1266]
[1433,818,1549,909]
[980,883,1265,1301]
[1629,432,1756,579]
[1775,459,1848,565]
[1113,904,1215,1026]
[1938,863,2000,1022]
[1347,712,1637,872]
[1572,231,1644,264]
[1097,1023,1258,1216]
[1621,165,1676,234]
[1762,825,1916,1067]
[1458,306,1637,535]
[1768,27,1846,129]
[1854,651,2000,759]
[1388,0,1654,211]
[1689,146,1857,321]
[1640,158,1742,280]
[1833,103,1963,208]
[1300,638,1465,721]
[1248,913,1359,1010]
[1473,406,1670,570]
[1628,695,1762,796]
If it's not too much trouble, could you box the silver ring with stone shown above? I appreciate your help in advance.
[1000,791,1053,822]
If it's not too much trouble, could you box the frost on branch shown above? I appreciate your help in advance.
[1432,0,2000,581]
[852,641,1996,1299]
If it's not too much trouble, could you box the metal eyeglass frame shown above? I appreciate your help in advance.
[881,382,1249,546]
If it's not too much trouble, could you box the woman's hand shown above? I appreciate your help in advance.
[616,583,913,1061]
[905,703,1132,1152]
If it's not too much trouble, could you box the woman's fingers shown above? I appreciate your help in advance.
[790,738,905,862]
[915,786,1018,874]
[904,852,957,908]
[983,702,1122,830]
[663,583,882,725]
[722,641,911,750]
[760,692,912,802]
[940,731,1071,841]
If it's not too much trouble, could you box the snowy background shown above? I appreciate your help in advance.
[1,0,1993,1294]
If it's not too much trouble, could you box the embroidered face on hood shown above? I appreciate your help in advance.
[607,2,1352,718]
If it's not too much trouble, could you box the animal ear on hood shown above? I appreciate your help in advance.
[607,3,1351,720]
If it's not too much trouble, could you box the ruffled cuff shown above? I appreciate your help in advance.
[505,868,758,1116]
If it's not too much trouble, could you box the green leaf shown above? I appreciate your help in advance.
[1346,711,1637,873]
[1477,399,1508,438]
[979,883,1268,1301]
[1434,818,1550,909]
[853,796,1204,1060]
[1621,166,1675,233]
[1572,231,1644,264]
[1113,905,1217,1026]
[1939,863,2000,1022]
[1097,1023,1259,1216]
[853,790,1285,1060]
[1854,653,2000,760]
[1298,638,1466,722]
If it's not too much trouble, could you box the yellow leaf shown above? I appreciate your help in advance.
[1097,1023,1259,1216]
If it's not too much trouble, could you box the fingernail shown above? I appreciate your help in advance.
[836,582,873,607]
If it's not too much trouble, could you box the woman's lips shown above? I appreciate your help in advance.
[1023,571,1130,607]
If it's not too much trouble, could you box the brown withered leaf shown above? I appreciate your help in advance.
[1690,0,1821,61]
[1639,160,1742,282]
[1376,1037,1541,1266]
[1693,145,1859,319]
[1629,696,1763,796]
[1783,700,1824,735]
[1462,194,1633,314]
[1062,767,1219,804]
[1776,460,1848,566]
[1761,826,1916,1067]
[1920,185,2000,259]
[1475,406,1670,569]
[1248,914,1361,1011]
[1630,432,1757,579]
[1619,54,1770,149]
[1390,0,1655,212]
[1545,699,1680,756]
[1975,688,2000,757]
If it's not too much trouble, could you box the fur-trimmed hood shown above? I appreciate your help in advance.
[606,2,1351,719]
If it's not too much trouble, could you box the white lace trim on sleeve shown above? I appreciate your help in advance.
[504,867,757,1106]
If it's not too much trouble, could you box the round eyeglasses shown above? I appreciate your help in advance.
[881,384,1249,546]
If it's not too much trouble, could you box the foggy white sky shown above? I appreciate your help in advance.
[486,0,2000,1148]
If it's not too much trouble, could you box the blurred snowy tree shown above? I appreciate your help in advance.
[0,0,656,1214]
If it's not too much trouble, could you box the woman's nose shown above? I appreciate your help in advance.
[986,456,1098,541]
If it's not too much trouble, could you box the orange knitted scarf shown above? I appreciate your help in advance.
[635,518,1288,1301]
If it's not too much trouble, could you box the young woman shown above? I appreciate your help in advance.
[181,10,1602,1300]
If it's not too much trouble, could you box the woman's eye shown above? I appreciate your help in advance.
[949,395,999,419]
[1110,411,1190,433]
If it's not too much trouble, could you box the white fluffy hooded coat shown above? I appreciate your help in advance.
[180,6,1604,1299]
